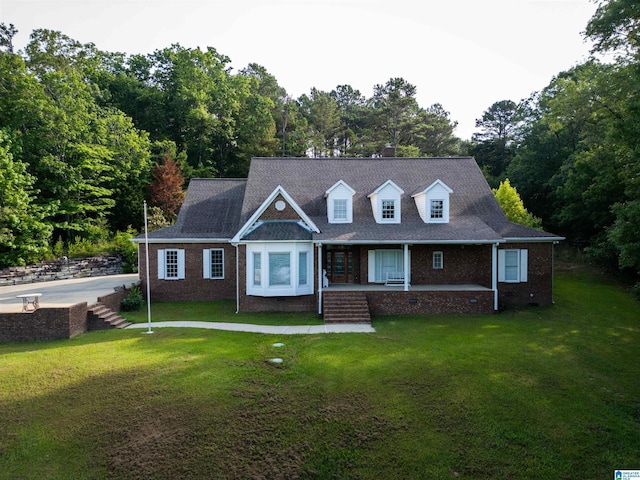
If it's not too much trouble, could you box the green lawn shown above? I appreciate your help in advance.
[1,268,639,479]
[120,299,324,326]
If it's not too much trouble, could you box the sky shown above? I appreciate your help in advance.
[1,0,599,140]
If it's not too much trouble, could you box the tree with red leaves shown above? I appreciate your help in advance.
[148,153,185,223]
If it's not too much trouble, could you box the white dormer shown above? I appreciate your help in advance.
[412,179,453,224]
[368,180,404,224]
[325,180,356,224]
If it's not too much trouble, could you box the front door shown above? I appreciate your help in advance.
[327,250,354,283]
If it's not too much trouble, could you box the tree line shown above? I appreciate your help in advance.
[1,0,639,289]
[0,24,464,267]
[471,0,640,286]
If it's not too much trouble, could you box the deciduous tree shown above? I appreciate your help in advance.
[493,179,542,229]
[148,153,185,222]
[0,131,52,266]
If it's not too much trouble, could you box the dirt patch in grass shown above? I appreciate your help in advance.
[100,369,396,480]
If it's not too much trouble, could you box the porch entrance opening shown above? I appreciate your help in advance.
[326,248,355,284]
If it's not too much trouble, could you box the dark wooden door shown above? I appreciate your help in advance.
[328,250,354,283]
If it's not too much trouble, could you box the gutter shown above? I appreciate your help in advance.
[130,237,232,244]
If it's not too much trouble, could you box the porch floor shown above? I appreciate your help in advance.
[324,284,492,292]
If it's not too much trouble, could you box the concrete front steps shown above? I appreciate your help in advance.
[87,303,132,330]
[322,291,371,324]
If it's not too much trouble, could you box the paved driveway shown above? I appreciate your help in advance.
[0,274,140,313]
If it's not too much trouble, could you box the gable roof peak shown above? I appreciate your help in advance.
[232,184,320,243]
[368,179,404,197]
[412,179,454,197]
[325,179,356,197]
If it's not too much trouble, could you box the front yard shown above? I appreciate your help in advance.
[0,268,638,479]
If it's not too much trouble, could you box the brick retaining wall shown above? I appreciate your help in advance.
[0,303,88,342]
[0,285,133,343]
[0,255,124,286]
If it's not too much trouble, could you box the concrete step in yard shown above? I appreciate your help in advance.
[87,303,132,330]
[322,292,371,324]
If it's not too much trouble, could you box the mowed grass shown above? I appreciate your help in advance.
[1,268,639,479]
[120,299,324,326]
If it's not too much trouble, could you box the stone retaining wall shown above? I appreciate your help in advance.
[0,255,123,286]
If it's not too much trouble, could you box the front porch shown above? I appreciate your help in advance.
[318,243,497,319]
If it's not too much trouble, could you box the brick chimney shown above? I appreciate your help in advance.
[381,143,396,157]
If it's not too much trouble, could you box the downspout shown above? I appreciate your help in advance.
[234,243,239,314]
[552,241,557,304]
[492,243,499,311]
[317,243,323,315]
[404,243,409,292]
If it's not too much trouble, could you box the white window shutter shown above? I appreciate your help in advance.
[157,249,165,279]
[498,250,506,282]
[177,249,186,279]
[520,249,528,282]
[203,249,211,279]
[368,250,376,283]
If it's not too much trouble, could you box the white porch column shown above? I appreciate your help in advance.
[404,243,410,292]
[492,243,498,311]
[317,243,323,315]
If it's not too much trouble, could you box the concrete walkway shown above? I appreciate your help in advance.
[127,321,375,334]
[1,274,375,333]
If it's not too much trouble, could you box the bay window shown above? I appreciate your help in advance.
[246,243,313,296]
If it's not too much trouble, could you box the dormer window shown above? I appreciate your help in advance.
[382,200,396,220]
[333,199,348,221]
[326,180,355,224]
[430,199,444,220]
[369,180,404,224]
[412,179,453,224]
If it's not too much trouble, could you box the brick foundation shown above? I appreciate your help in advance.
[365,289,494,316]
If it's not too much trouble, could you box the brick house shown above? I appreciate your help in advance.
[134,157,563,321]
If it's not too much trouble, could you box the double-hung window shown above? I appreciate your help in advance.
[433,251,443,269]
[203,248,224,279]
[166,250,179,278]
[382,200,395,220]
[333,199,348,222]
[158,249,185,280]
[498,249,528,283]
[430,200,444,220]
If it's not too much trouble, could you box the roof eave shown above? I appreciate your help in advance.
[131,237,232,244]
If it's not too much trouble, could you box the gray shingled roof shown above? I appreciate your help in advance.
[143,158,560,243]
[144,179,246,239]
[242,221,312,241]
[241,157,559,242]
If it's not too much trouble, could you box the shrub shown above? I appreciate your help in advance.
[121,287,144,312]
